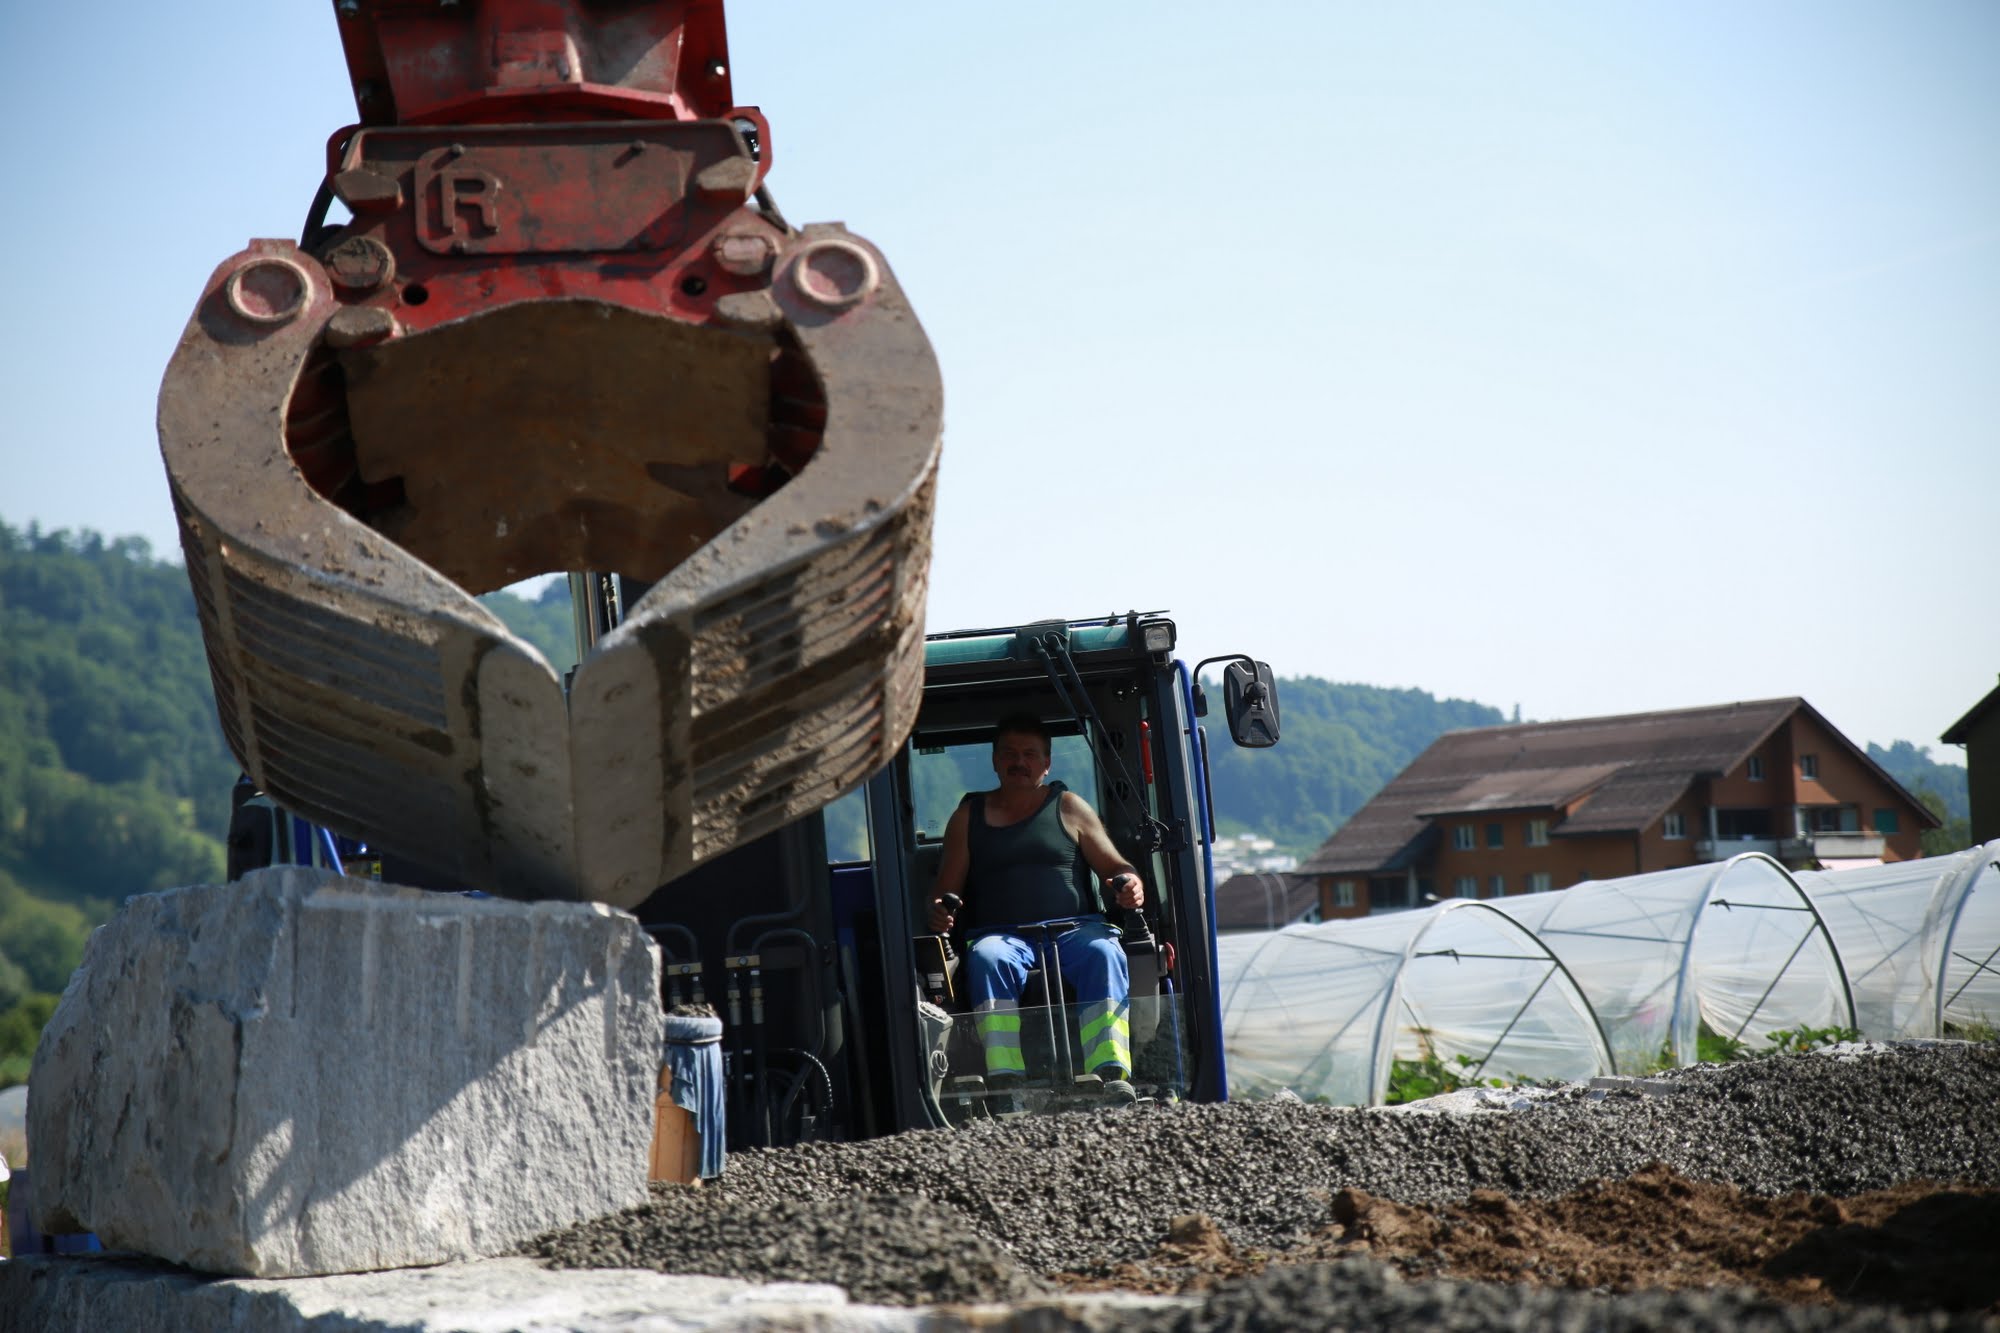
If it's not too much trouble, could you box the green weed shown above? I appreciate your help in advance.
[1385,1028,1508,1105]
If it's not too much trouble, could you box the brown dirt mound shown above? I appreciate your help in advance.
[1062,1163,2000,1315]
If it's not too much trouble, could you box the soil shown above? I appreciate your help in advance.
[1059,1162,2000,1316]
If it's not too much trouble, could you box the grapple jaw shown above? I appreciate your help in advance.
[161,105,939,903]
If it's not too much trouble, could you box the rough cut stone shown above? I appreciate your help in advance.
[0,1255,1177,1333]
[26,867,662,1277]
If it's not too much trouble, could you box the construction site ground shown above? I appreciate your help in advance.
[3,1041,1995,1331]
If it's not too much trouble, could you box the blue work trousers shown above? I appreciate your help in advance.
[965,918,1131,1080]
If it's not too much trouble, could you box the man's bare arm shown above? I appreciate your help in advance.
[1061,791,1144,909]
[928,803,971,931]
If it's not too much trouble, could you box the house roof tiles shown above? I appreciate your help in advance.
[1300,697,1932,876]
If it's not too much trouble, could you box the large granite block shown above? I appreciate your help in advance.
[27,867,662,1277]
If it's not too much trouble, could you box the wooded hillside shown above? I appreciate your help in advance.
[1203,677,1506,854]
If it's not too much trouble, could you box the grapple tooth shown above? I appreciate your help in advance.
[160,225,940,905]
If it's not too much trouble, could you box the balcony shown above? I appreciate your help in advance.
[1694,837,1781,863]
[1779,832,1886,863]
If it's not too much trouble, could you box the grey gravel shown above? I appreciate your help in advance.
[1131,1258,1996,1333]
[536,1191,1050,1307]
[531,1043,2000,1321]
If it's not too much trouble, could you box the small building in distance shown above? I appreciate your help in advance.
[1300,698,1938,914]
[1212,873,1326,933]
[1943,675,2000,845]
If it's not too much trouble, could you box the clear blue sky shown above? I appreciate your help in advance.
[1,3,1993,755]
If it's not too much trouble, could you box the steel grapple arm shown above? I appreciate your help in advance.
[160,1,941,905]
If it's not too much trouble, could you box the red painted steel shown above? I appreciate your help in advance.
[334,0,739,126]
[307,1,798,527]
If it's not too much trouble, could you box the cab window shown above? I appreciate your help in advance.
[910,734,1096,842]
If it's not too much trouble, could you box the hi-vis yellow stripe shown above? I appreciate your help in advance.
[984,1045,1028,1074]
[1079,1009,1123,1046]
[977,1012,1022,1036]
[1081,1003,1130,1077]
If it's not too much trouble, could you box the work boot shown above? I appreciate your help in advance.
[986,1077,1027,1117]
[1100,1078,1138,1107]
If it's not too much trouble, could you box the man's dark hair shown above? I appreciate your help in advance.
[992,711,1052,754]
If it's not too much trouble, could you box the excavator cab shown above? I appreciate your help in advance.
[901,722,1189,1120]
[624,612,1275,1144]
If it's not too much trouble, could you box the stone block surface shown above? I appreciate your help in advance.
[0,1255,1181,1333]
[27,867,661,1276]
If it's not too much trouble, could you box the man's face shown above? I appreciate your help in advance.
[993,730,1051,791]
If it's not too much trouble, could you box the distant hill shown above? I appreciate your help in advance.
[1201,678,1508,855]
[485,579,576,669]
[0,521,578,1079]
[1867,740,1968,822]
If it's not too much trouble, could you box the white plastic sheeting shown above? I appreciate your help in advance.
[1798,841,2000,1036]
[1217,901,1611,1106]
[1942,845,2000,1030]
[1492,854,1854,1071]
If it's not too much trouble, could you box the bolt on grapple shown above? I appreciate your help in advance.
[159,1,941,905]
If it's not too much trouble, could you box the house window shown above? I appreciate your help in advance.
[1717,808,1773,839]
[1873,809,1899,835]
[1333,879,1357,908]
[1485,822,1504,849]
[1663,812,1686,839]
[1747,756,1764,781]
[1526,819,1549,847]
[1488,874,1505,897]
[1804,805,1860,834]
[1452,825,1475,851]
[1527,871,1551,893]
[1455,876,1478,898]
[1800,754,1818,781]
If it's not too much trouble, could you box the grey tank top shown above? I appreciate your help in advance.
[961,781,1101,932]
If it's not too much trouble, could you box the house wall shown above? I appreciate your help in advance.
[1708,734,1784,810]
[1635,792,1704,873]
[1552,834,1648,885]
[1786,713,1927,861]
[1314,874,1372,920]
[1959,708,2000,846]
[1426,812,1639,896]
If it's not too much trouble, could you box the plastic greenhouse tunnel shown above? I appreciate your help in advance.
[1493,853,1855,1072]
[1215,901,1613,1106]
[1796,840,2000,1038]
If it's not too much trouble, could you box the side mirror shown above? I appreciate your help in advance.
[1223,660,1279,748]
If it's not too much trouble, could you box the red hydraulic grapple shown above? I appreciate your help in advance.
[159,1,941,905]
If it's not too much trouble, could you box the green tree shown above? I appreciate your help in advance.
[0,992,62,1089]
[0,870,96,994]
[1201,677,1505,855]
[1916,788,1973,858]
[479,580,577,671]
[1868,741,1969,822]
[0,518,234,1022]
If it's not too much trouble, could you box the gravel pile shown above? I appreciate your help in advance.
[532,1042,2000,1318]
[535,1191,1050,1307]
[1126,1258,1996,1332]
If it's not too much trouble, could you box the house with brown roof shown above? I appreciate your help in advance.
[1300,698,1938,913]
[1212,873,1328,933]
[1943,675,2000,845]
